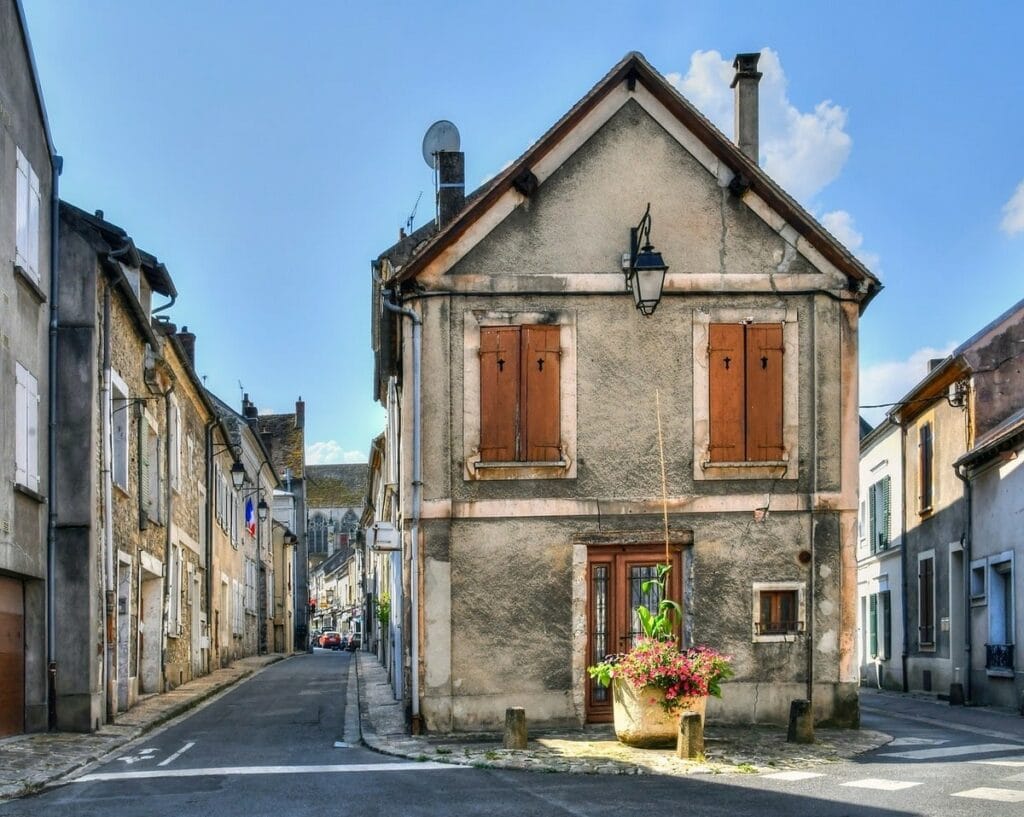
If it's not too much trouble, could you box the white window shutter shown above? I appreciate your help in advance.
[141,427,152,518]
[27,164,40,280]
[15,365,28,486]
[15,150,29,270]
[26,370,39,490]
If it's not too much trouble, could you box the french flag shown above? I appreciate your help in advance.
[245,498,256,537]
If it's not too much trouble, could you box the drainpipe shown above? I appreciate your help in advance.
[45,155,62,730]
[100,284,115,721]
[382,292,422,732]
[160,384,175,689]
[204,419,216,672]
[955,462,973,704]
[803,303,818,703]
[897,416,910,693]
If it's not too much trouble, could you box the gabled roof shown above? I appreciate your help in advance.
[206,390,278,484]
[954,407,1024,470]
[257,412,305,480]
[306,464,368,508]
[384,51,881,306]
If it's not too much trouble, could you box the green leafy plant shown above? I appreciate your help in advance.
[375,592,391,626]
[635,563,682,640]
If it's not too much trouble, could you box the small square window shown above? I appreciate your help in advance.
[752,582,806,641]
[970,564,986,601]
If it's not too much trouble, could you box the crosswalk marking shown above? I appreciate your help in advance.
[887,737,948,746]
[841,778,921,791]
[878,742,1021,760]
[75,761,469,783]
[970,758,1024,767]
[952,787,1024,802]
[762,771,824,781]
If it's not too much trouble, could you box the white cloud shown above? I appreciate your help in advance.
[306,440,366,465]
[860,344,957,427]
[1000,179,1024,235]
[668,48,852,203]
[821,210,880,271]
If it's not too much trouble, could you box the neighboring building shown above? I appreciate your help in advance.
[0,0,58,737]
[856,418,904,691]
[271,519,296,654]
[54,204,217,728]
[256,399,309,649]
[890,298,1024,704]
[306,462,366,584]
[371,52,880,731]
[208,392,280,659]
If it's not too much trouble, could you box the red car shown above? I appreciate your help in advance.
[319,631,341,650]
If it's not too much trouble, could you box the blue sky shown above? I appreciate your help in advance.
[21,1,1024,459]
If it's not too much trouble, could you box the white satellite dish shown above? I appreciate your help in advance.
[422,120,461,168]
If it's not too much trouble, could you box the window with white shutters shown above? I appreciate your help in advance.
[110,372,129,491]
[15,148,41,283]
[169,395,181,491]
[15,363,40,491]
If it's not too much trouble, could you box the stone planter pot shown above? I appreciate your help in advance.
[612,678,707,748]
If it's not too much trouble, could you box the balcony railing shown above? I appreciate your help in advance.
[756,620,804,636]
[986,643,1014,672]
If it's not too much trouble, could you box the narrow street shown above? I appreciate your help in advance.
[3,654,1024,816]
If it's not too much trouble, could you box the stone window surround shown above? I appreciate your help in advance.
[751,581,806,643]
[692,306,799,481]
[462,308,577,481]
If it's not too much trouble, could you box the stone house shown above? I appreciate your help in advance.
[257,400,309,649]
[208,392,280,660]
[856,419,904,691]
[371,52,881,731]
[0,0,58,737]
[54,203,221,728]
[271,519,296,654]
[889,297,1024,704]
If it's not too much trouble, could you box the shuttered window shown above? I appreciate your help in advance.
[479,324,561,462]
[708,323,784,462]
[918,423,934,511]
[868,476,891,554]
[15,148,41,283]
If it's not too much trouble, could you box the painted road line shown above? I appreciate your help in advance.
[158,741,195,767]
[762,771,825,781]
[969,758,1024,767]
[75,762,469,783]
[878,742,1021,760]
[951,787,1024,802]
[887,737,948,747]
[841,779,922,791]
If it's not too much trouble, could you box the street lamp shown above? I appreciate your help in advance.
[623,202,669,316]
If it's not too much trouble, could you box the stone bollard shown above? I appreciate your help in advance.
[949,682,965,706]
[504,707,528,750]
[676,711,704,759]
[787,699,815,744]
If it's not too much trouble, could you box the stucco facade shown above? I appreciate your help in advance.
[373,53,880,732]
[0,0,56,736]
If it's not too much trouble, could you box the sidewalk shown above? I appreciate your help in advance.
[353,652,892,777]
[0,654,286,799]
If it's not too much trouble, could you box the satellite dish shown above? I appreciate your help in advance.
[422,120,461,168]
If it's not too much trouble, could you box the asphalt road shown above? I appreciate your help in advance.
[5,655,1024,816]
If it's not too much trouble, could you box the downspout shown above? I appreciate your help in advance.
[382,292,422,732]
[101,243,136,720]
[160,384,175,688]
[955,462,973,704]
[151,293,176,315]
[45,155,62,731]
[204,419,216,672]
[806,302,817,703]
[897,416,910,692]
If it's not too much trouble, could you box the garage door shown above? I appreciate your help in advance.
[0,576,25,737]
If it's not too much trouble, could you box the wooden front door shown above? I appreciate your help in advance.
[0,576,25,737]
[585,546,682,723]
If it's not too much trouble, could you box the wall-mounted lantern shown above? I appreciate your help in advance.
[623,202,668,316]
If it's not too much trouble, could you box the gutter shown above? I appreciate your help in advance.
[45,154,62,730]
[896,416,910,693]
[954,461,973,704]
[381,291,422,732]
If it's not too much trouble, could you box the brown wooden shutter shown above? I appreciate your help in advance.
[521,325,561,462]
[708,324,745,462]
[479,327,520,461]
[745,323,784,461]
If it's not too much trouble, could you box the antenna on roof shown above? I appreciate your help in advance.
[238,380,244,403]
[405,191,423,235]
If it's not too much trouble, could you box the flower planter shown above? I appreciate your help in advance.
[612,677,707,748]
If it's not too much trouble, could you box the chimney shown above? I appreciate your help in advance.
[242,392,259,419]
[176,325,196,366]
[731,53,762,164]
[295,397,305,430]
[436,151,465,229]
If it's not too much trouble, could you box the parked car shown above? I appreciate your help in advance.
[319,630,341,650]
[345,636,360,652]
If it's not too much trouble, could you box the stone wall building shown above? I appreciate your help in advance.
[372,52,881,731]
[0,0,58,737]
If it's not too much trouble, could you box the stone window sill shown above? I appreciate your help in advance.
[466,459,572,481]
[700,459,791,480]
[13,263,46,303]
[14,482,45,503]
